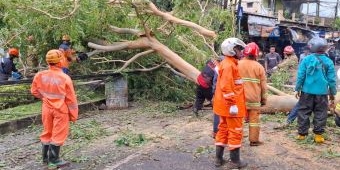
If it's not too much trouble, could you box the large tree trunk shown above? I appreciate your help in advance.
[261,95,298,114]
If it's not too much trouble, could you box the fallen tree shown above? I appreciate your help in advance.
[86,0,297,113]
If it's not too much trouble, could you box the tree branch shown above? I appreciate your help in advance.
[163,64,188,79]
[88,38,150,52]
[27,0,80,20]
[147,2,216,38]
[109,25,142,36]
[116,49,154,72]
[132,62,166,72]
[195,31,219,58]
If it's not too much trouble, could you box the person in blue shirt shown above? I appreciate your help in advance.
[295,37,337,143]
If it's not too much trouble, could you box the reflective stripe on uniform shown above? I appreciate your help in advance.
[67,103,78,110]
[223,92,235,98]
[234,79,243,84]
[39,90,65,99]
[215,142,228,147]
[246,102,261,107]
[249,123,260,127]
[242,77,260,83]
[228,144,242,148]
[235,127,243,131]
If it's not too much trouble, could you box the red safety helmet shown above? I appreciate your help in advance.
[283,46,294,55]
[8,48,19,57]
[243,42,259,58]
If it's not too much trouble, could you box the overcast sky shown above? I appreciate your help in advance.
[301,0,339,17]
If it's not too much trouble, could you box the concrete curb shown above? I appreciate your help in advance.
[0,99,105,135]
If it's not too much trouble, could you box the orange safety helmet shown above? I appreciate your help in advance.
[243,42,259,58]
[46,49,63,64]
[8,48,19,57]
[283,46,294,55]
[62,35,70,41]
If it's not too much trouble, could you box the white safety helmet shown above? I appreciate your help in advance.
[221,38,246,56]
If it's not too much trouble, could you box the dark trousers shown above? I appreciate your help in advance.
[297,92,328,135]
[193,85,213,110]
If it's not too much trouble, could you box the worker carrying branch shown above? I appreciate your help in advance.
[0,48,22,81]
[213,38,247,168]
[59,34,88,74]
[31,49,79,169]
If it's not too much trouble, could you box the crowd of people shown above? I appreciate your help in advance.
[193,36,340,169]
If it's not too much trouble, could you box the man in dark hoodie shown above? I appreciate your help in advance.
[193,59,218,116]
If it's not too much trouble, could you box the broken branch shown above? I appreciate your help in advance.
[148,2,216,38]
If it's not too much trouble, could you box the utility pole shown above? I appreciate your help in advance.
[316,0,320,17]
[306,1,309,29]
[335,0,339,19]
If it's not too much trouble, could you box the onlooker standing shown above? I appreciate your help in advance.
[295,37,336,143]
[265,46,281,76]
[299,46,310,63]
[327,44,336,65]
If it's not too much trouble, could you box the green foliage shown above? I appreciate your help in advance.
[69,119,107,141]
[0,102,41,122]
[334,18,340,30]
[0,0,234,102]
[270,69,290,90]
[0,84,35,109]
[114,130,147,147]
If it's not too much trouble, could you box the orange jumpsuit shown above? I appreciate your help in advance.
[31,66,78,146]
[59,48,76,69]
[238,58,267,143]
[213,56,246,150]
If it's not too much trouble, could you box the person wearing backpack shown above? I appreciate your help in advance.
[295,37,337,143]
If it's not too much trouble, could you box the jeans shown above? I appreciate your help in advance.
[213,113,220,133]
[287,102,299,124]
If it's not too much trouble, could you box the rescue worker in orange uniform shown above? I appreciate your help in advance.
[59,35,88,74]
[238,42,267,146]
[213,38,247,168]
[0,48,21,81]
[31,49,78,169]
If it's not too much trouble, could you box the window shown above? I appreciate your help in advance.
[247,2,254,8]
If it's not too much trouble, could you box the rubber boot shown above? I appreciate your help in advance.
[229,148,247,169]
[48,144,70,170]
[42,144,49,164]
[215,146,225,167]
[314,134,325,143]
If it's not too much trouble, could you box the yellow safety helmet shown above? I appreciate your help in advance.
[46,49,63,64]
[62,35,70,41]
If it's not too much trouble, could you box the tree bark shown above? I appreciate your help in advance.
[261,95,298,114]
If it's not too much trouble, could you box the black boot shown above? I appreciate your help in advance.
[42,144,49,164]
[229,148,247,169]
[48,144,70,170]
[215,146,225,167]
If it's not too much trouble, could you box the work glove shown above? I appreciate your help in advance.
[294,91,301,99]
[230,105,238,115]
[77,52,88,61]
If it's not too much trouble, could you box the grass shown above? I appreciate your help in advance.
[114,129,148,147]
[0,102,41,123]
[62,119,108,162]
